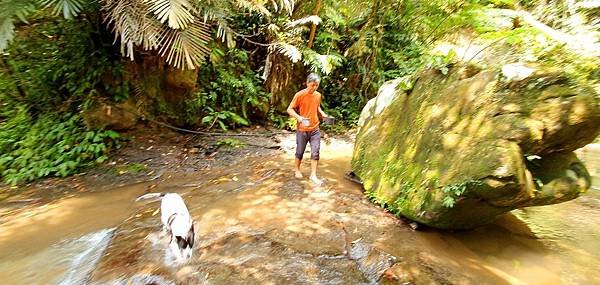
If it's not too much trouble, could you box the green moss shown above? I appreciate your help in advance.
[352,53,598,228]
[114,163,147,175]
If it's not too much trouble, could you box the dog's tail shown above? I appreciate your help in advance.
[135,192,166,202]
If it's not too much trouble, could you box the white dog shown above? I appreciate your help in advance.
[136,193,195,260]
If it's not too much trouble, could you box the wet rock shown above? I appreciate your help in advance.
[93,275,175,285]
[353,61,599,229]
[347,241,397,283]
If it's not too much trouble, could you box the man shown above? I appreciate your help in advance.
[287,73,330,185]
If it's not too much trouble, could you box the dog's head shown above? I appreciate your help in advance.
[170,217,195,259]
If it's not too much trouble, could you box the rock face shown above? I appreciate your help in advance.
[352,63,600,229]
[81,99,140,130]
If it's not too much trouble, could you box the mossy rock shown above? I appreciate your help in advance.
[82,99,139,130]
[352,62,600,229]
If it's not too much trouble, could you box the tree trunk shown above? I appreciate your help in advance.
[307,0,322,48]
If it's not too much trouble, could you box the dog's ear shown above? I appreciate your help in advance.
[187,223,195,247]
[175,236,186,249]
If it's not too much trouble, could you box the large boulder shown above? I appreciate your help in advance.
[352,62,600,229]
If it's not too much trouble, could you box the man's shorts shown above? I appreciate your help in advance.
[295,128,321,161]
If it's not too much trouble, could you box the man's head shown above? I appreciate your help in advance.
[306,73,320,94]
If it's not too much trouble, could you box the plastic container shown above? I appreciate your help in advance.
[322,117,335,125]
[302,118,311,127]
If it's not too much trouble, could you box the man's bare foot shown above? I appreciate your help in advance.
[294,171,303,179]
[309,175,323,185]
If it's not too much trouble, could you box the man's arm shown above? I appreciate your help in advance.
[318,106,329,118]
[317,94,329,118]
[287,93,303,120]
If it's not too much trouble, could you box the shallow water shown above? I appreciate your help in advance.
[0,140,599,284]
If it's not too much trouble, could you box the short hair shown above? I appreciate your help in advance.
[306,73,321,84]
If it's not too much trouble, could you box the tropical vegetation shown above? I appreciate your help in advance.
[1,0,598,183]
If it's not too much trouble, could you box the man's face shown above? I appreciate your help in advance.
[306,81,319,94]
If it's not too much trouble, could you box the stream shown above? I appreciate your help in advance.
[0,139,598,284]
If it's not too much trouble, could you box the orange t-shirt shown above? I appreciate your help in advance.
[289,89,321,132]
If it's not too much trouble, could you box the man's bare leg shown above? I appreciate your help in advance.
[295,158,303,178]
[309,159,322,184]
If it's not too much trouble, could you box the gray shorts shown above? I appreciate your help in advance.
[296,128,321,161]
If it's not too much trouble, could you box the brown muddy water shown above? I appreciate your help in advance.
[0,139,599,285]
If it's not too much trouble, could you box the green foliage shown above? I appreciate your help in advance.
[426,48,458,75]
[186,48,268,130]
[441,180,484,208]
[441,183,467,208]
[302,49,344,75]
[0,111,120,185]
[1,0,296,69]
[1,11,127,110]
[0,10,125,184]
[268,111,296,130]
[460,5,599,84]
[293,0,470,127]
[200,109,250,131]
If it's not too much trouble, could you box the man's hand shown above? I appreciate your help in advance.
[318,106,329,119]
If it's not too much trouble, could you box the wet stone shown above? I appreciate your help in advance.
[276,181,305,199]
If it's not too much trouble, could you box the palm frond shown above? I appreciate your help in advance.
[0,0,37,51]
[103,0,211,68]
[0,18,16,51]
[40,0,86,19]
[303,50,344,75]
[273,42,301,63]
[194,1,237,48]
[270,0,294,15]
[157,20,211,69]
[216,20,235,48]
[102,0,156,60]
[235,0,271,17]
[285,15,321,29]
[143,0,195,29]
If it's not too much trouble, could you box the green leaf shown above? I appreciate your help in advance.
[229,113,249,125]
[442,196,455,208]
[104,130,120,139]
[217,120,227,131]
[201,115,214,124]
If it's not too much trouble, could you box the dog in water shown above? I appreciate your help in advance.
[136,193,195,260]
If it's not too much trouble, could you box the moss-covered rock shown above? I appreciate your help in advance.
[82,99,140,130]
[352,62,600,229]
